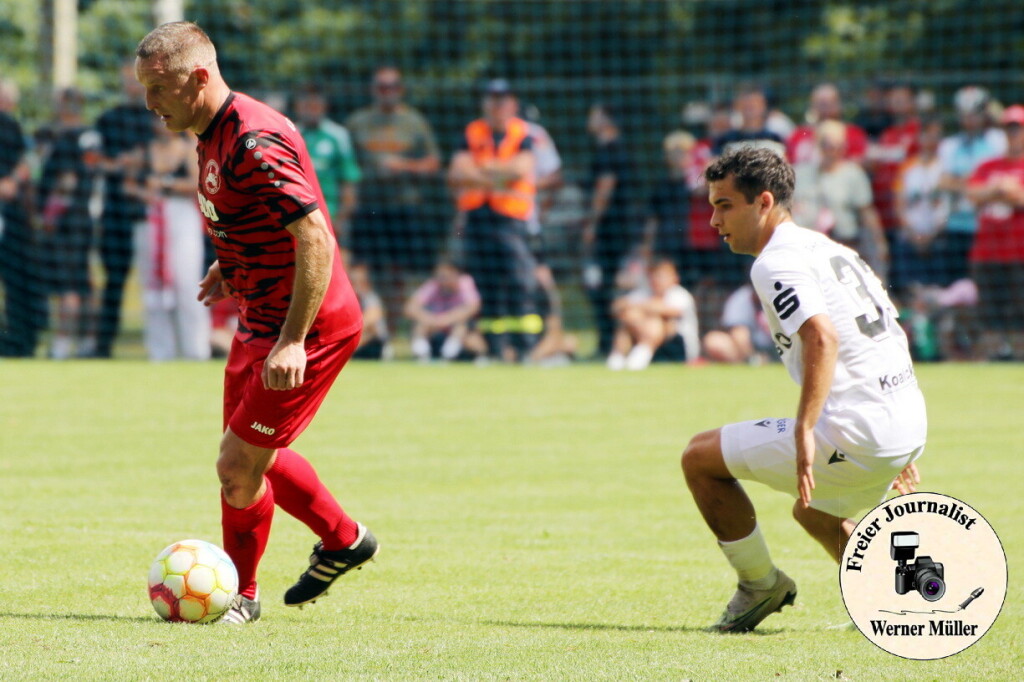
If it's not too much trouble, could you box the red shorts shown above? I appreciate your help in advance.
[223,333,359,449]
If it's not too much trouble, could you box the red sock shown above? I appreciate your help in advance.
[221,481,275,600]
[266,448,358,551]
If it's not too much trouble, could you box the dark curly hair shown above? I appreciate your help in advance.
[704,146,795,211]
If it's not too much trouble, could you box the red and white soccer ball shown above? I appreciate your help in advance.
[148,539,238,623]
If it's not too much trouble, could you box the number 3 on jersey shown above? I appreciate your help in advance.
[198,192,220,222]
[830,254,890,340]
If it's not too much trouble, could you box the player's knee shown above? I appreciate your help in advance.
[682,429,729,480]
[681,433,709,476]
[216,437,261,491]
[792,501,811,527]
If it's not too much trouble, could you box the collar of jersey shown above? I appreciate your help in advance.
[198,92,236,142]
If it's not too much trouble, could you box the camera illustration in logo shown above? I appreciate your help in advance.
[891,531,945,601]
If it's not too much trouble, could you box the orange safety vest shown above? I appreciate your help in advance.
[457,117,535,220]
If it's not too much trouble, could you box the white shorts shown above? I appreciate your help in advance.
[721,418,924,519]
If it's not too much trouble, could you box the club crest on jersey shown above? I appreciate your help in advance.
[204,159,222,195]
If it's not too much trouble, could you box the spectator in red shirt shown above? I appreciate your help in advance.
[966,104,1024,360]
[786,83,869,166]
[867,83,921,233]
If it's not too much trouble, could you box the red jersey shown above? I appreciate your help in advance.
[196,93,361,347]
[686,139,718,250]
[870,118,921,230]
[968,157,1024,264]
[786,122,868,165]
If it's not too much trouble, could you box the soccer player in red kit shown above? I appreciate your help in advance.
[135,22,377,624]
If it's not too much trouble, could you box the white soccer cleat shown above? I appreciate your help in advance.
[712,570,797,632]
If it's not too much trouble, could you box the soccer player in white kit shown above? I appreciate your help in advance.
[682,147,926,632]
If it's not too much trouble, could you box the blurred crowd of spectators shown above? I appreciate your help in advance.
[2,67,1022,364]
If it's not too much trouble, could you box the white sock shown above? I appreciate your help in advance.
[606,352,626,371]
[51,335,73,360]
[440,334,462,360]
[625,343,653,370]
[718,524,778,589]
[411,336,431,360]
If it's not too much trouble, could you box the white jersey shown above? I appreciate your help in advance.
[750,222,927,458]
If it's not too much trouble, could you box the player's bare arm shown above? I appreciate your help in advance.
[966,178,1024,207]
[382,153,441,175]
[262,208,335,392]
[448,151,494,190]
[642,298,684,319]
[794,313,839,508]
[482,150,534,184]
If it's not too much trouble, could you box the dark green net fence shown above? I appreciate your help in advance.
[2,1,1023,361]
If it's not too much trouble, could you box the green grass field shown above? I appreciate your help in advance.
[1,360,1021,680]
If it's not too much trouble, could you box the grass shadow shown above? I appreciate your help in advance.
[0,611,155,624]
[481,619,786,636]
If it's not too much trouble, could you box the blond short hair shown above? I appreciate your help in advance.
[136,21,217,76]
[815,119,847,147]
[663,130,696,154]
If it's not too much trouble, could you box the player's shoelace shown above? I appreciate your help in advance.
[303,548,348,583]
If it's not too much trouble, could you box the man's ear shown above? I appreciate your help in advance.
[759,190,775,214]
[193,66,211,89]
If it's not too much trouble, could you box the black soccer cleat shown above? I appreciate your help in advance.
[220,589,261,624]
[284,524,379,607]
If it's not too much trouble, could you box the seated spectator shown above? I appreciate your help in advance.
[607,259,699,371]
[404,260,483,362]
[905,278,979,361]
[350,262,390,360]
[792,120,889,280]
[702,284,774,365]
[891,116,950,298]
[526,263,578,366]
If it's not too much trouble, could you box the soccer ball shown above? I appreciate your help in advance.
[148,539,238,623]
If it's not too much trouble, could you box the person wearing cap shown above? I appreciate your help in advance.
[448,79,540,359]
[965,104,1024,360]
[938,86,1007,283]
